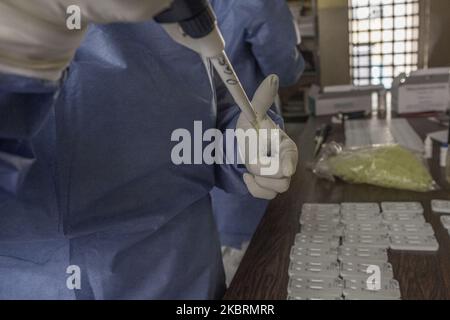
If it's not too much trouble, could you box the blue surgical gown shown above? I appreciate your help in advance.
[0,74,60,195]
[0,22,233,299]
[209,0,305,248]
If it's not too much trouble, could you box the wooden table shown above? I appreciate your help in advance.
[224,116,450,300]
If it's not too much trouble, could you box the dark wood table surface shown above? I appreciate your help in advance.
[224,116,450,300]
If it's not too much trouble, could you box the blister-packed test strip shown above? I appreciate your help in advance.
[341,202,380,214]
[344,223,389,236]
[288,261,340,279]
[292,243,340,253]
[301,203,341,215]
[382,212,426,224]
[287,277,344,298]
[343,278,401,300]
[287,295,343,300]
[344,295,400,300]
[383,211,424,219]
[441,216,450,230]
[390,234,439,251]
[338,246,388,263]
[431,200,450,214]
[295,233,341,248]
[342,234,390,249]
[300,222,344,236]
[344,277,397,291]
[300,212,341,225]
[381,202,424,214]
[340,261,394,279]
[344,289,401,300]
[290,246,338,263]
[341,212,383,224]
[388,223,434,236]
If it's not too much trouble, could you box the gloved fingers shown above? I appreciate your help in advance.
[279,139,299,177]
[280,149,298,177]
[251,75,279,120]
[279,133,298,152]
[254,176,291,194]
[243,173,277,200]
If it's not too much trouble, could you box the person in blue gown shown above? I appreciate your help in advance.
[0,1,299,298]
[0,22,230,299]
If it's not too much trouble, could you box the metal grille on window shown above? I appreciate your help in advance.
[349,0,420,88]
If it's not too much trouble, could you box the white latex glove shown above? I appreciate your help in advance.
[237,75,298,200]
[0,0,172,81]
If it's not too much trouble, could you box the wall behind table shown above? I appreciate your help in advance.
[309,0,450,86]
[317,0,351,86]
[420,0,450,68]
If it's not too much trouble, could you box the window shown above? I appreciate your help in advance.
[349,0,420,88]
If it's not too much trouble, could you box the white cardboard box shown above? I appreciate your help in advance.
[392,68,450,114]
[308,85,384,116]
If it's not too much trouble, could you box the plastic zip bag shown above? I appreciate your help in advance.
[313,142,437,192]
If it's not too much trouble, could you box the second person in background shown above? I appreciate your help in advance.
[209,0,305,285]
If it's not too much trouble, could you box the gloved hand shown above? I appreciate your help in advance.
[0,0,172,81]
[237,75,298,200]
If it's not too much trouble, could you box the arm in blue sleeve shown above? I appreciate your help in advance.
[214,74,284,195]
[0,73,61,194]
[245,0,305,87]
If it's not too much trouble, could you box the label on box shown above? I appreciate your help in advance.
[312,92,373,116]
[397,83,450,114]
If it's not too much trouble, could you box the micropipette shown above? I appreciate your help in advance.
[210,52,259,128]
[155,0,259,128]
